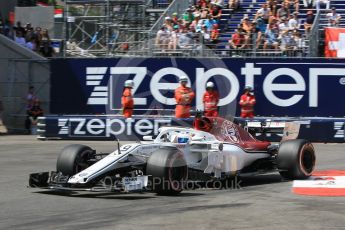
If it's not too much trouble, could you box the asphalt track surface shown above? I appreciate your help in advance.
[1,136,345,230]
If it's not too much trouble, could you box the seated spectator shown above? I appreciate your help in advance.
[210,23,219,43]
[326,7,341,27]
[304,10,314,35]
[198,0,208,8]
[200,7,210,19]
[201,25,211,43]
[280,29,297,55]
[293,30,306,56]
[15,31,26,47]
[210,4,222,22]
[263,23,279,50]
[228,28,246,55]
[256,15,267,33]
[241,16,253,35]
[178,27,194,49]
[164,16,174,31]
[267,0,278,17]
[211,0,224,7]
[288,0,300,13]
[25,99,44,134]
[256,4,271,24]
[276,1,290,20]
[191,14,202,32]
[168,25,179,51]
[183,8,195,26]
[288,12,300,30]
[315,0,330,12]
[278,17,290,35]
[204,14,218,31]
[228,0,239,10]
[248,20,263,49]
[172,12,179,25]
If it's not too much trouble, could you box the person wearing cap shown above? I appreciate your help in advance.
[239,86,256,118]
[203,82,219,117]
[316,0,330,12]
[121,80,134,118]
[174,76,195,118]
[326,7,341,27]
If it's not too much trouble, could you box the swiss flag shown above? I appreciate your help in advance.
[325,27,345,58]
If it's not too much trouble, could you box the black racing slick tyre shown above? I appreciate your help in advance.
[146,147,188,195]
[56,144,94,176]
[277,139,316,180]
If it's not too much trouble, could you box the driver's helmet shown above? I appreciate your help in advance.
[177,132,191,144]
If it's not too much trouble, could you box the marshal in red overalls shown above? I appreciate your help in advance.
[239,87,256,118]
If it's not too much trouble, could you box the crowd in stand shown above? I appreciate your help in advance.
[155,0,341,56]
[0,20,54,57]
[155,0,233,53]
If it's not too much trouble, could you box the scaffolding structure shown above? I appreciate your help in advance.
[63,0,161,57]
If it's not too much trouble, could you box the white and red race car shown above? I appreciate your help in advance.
[29,116,316,195]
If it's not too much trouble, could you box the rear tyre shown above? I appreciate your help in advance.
[277,139,316,180]
[56,144,94,176]
[146,147,188,195]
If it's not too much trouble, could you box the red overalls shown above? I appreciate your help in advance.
[203,90,219,117]
[239,93,256,118]
[121,88,134,118]
[174,86,195,118]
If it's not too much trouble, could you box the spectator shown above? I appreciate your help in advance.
[168,25,179,51]
[288,12,300,30]
[267,0,278,17]
[278,17,290,35]
[164,16,174,31]
[201,25,211,43]
[316,0,330,12]
[255,4,271,24]
[26,37,36,51]
[304,10,314,35]
[303,0,315,8]
[14,21,25,37]
[210,23,219,43]
[200,7,209,19]
[178,27,194,49]
[15,31,26,47]
[326,7,341,27]
[25,99,44,134]
[280,29,297,56]
[210,4,222,22]
[228,28,246,55]
[26,86,37,112]
[172,12,179,25]
[288,0,300,13]
[293,30,306,56]
[191,13,202,32]
[155,26,171,51]
[204,14,218,31]
[183,8,195,25]
[25,23,33,37]
[263,23,279,50]
[277,1,290,20]
[39,40,55,57]
[256,15,267,33]
[228,0,239,10]
[211,0,224,8]
[241,16,253,34]
[248,20,263,49]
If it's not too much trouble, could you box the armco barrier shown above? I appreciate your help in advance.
[37,115,345,143]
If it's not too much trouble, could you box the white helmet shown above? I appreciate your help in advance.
[124,80,134,88]
[206,81,214,88]
[179,76,188,82]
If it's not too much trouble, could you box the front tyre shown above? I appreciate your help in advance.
[146,147,188,195]
[277,139,316,180]
[56,144,94,176]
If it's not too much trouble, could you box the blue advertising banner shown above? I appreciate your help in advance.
[37,115,345,143]
[50,58,345,117]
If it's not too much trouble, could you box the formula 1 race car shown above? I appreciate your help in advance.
[29,116,316,195]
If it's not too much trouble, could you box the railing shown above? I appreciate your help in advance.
[308,10,321,57]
